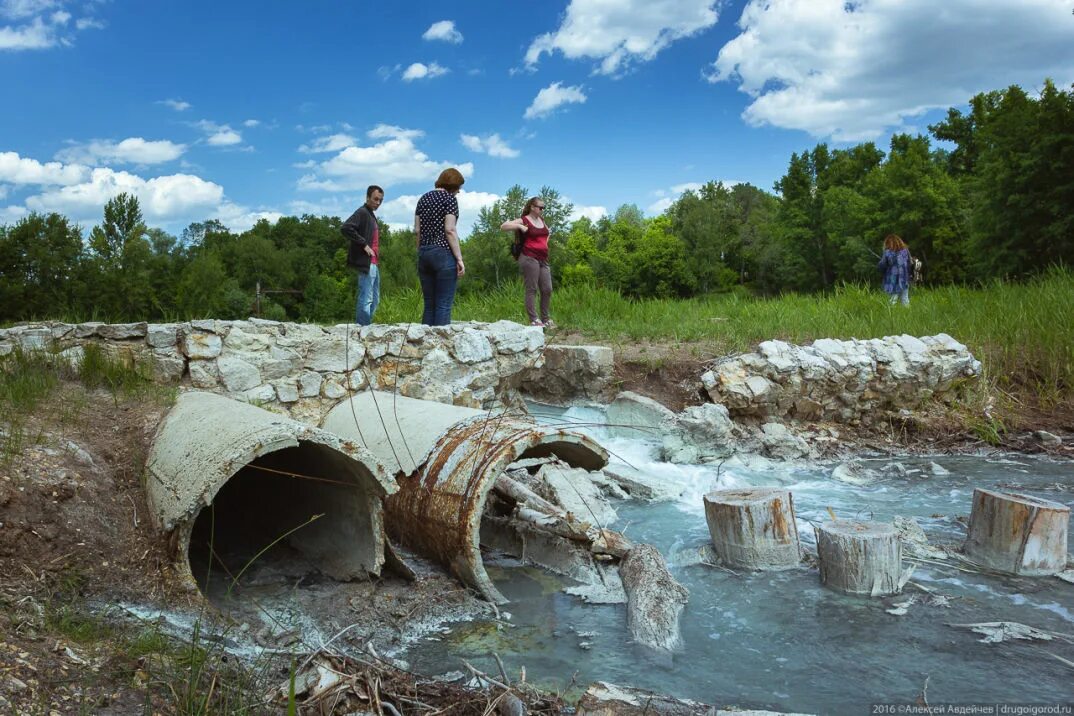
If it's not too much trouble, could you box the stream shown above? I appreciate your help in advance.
[403,404,1074,713]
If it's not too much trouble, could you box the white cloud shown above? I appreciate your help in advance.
[708,0,1074,141]
[56,137,186,165]
[524,82,587,120]
[298,133,357,154]
[647,180,739,214]
[207,129,241,146]
[0,15,52,48]
[525,0,719,75]
[0,204,29,223]
[1,0,56,20]
[74,17,103,30]
[0,1,103,51]
[212,202,284,232]
[423,20,462,44]
[243,119,260,128]
[459,133,519,159]
[159,98,191,111]
[402,61,449,81]
[378,189,500,238]
[0,151,86,185]
[0,148,278,232]
[196,120,243,146]
[298,124,474,191]
[24,167,224,221]
[568,204,607,223]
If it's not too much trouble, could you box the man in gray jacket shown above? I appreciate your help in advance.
[341,185,384,325]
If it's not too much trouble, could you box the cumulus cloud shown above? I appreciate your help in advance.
[243,119,260,127]
[0,204,28,223]
[707,0,1074,141]
[1,0,58,20]
[0,151,86,185]
[56,138,186,165]
[298,133,357,154]
[0,1,104,51]
[159,98,191,111]
[0,148,279,232]
[423,20,462,44]
[23,168,224,221]
[298,124,473,191]
[646,180,739,214]
[74,16,103,30]
[402,61,449,81]
[524,82,587,119]
[459,133,519,159]
[377,189,500,238]
[196,120,243,146]
[568,204,608,223]
[212,202,284,232]
[525,0,719,75]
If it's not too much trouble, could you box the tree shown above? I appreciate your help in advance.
[86,193,155,318]
[0,213,84,320]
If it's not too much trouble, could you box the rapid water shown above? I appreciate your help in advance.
[405,404,1074,713]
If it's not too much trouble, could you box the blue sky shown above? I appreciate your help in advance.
[2,0,1073,237]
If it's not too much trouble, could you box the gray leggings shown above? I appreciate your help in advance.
[518,254,552,322]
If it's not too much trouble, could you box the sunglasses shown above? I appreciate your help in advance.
[535,204,546,209]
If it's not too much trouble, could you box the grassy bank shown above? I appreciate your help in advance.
[377,269,1074,404]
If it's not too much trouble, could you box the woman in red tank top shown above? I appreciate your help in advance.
[501,196,554,327]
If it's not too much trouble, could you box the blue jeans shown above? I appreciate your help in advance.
[417,246,457,326]
[354,263,380,325]
[888,287,909,306]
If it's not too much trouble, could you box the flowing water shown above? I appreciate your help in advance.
[404,405,1074,713]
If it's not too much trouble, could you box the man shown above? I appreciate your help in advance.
[341,185,384,325]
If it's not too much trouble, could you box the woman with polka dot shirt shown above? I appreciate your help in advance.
[414,168,466,325]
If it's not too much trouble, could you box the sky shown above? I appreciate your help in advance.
[2,0,1073,238]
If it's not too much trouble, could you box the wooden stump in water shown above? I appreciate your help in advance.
[703,487,801,570]
[963,489,1070,576]
[816,521,904,596]
[620,544,688,654]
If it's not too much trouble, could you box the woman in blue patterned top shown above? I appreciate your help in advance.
[415,168,466,325]
[878,233,912,306]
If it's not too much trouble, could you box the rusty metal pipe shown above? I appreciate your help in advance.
[322,392,608,603]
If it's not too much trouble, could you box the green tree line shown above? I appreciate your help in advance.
[1,80,1070,323]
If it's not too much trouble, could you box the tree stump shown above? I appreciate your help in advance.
[963,489,1070,576]
[620,544,688,654]
[816,521,904,596]
[703,488,801,570]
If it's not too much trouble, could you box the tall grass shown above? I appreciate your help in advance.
[0,344,175,465]
[376,269,1074,399]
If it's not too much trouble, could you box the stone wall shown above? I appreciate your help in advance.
[0,319,546,423]
[700,333,981,425]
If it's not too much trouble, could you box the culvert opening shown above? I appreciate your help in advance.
[187,441,381,604]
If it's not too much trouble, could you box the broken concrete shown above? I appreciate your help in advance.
[145,391,396,600]
[322,391,608,603]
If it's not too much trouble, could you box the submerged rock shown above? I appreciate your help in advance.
[830,461,881,485]
[1035,430,1063,447]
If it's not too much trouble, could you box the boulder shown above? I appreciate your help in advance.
[521,344,614,403]
[605,391,675,439]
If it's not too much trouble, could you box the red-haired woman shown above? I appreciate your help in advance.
[501,196,553,327]
[415,168,466,325]
[878,233,911,306]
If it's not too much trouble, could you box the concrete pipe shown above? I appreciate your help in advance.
[322,391,608,603]
[146,391,396,602]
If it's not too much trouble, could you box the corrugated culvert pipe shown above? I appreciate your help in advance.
[145,391,396,603]
[322,391,608,604]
